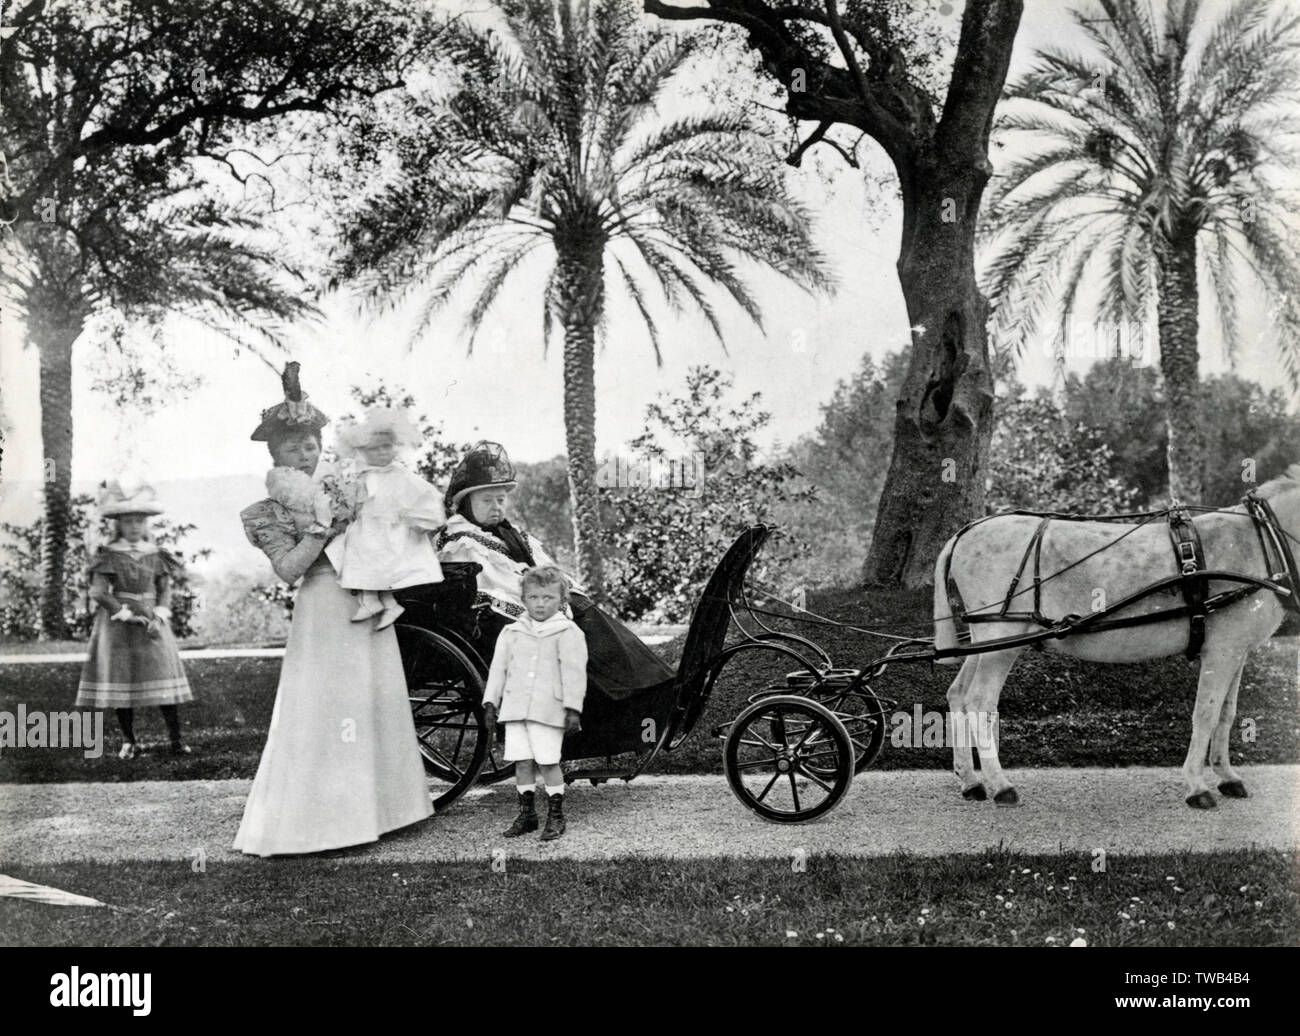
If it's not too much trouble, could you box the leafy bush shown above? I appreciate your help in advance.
[986,392,1141,513]
[1061,362,1300,507]
[602,366,814,622]
[196,570,292,645]
[0,493,210,641]
[772,350,908,588]
[512,456,574,569]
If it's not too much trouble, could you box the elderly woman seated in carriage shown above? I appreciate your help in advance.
[435,440,676,705]
[397,449,877,822]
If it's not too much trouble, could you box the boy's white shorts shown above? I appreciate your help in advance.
[503,720,565,765]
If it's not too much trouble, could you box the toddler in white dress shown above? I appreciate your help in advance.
[324,407,445,629]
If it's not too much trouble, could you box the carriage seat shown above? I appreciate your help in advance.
[392,563,482,636]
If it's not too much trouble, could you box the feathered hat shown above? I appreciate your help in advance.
[97,480,164,517]
[250,362,329,442]
[444,441,517,511]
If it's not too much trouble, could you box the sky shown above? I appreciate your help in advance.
[0,0,1292,498]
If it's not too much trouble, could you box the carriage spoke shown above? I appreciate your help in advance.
[755,771,782,803]
[418,740,465,777]
[787,772,801,812]
[736,735,780,752]
[791,719,829,754]
[794,765,834,794]
[734,756,781,772]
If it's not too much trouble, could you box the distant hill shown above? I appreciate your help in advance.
[0,474,271,577]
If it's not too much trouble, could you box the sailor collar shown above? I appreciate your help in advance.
[105,539,159,556]
[512,613,573,638]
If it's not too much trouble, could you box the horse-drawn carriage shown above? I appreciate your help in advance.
[392,525,889,823]
[394,472,1300,820]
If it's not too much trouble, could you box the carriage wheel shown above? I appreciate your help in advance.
[812,685,888,773]
[477,738,516,785]
[396,625,488,812]
[723,695,853,823]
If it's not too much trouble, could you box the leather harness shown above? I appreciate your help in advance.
[942,493,1300,662]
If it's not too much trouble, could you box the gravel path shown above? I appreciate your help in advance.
[2,766,1297,865]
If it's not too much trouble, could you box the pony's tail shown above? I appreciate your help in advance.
[933,536,962,665]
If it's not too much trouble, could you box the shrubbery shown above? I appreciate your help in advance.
[986,393,1141,513]
[197,570,292,645]
[601,366,814,622]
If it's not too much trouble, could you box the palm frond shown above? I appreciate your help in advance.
[610,252,663,366]
[460,236,547,354]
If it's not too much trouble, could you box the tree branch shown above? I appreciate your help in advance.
[644,0,914,164]
[786,119,858,168]
[935,0,1025,171]
[824,0,872,112]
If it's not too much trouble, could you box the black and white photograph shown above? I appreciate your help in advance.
[0,0,1297,972]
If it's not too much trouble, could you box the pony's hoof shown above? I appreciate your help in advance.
[1218,780,1248,799]
[993,787,1019,807]
[1186,790,1217,809]
[961,784,987,801]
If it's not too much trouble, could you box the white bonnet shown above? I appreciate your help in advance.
[336,406,422,459]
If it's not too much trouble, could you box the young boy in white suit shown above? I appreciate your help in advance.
[483,566,587,840]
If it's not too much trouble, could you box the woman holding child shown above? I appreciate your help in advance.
[232,365,434,857]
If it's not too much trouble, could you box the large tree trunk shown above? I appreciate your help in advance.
[642,0,1021,589]
[862,174,997,587]
[554,222,607,599]
[29,289,87,640]
[1155,234,1203,502]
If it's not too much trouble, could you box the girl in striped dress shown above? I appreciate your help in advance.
[75,482,194,759]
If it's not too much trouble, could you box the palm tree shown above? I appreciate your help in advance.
[2,201,313,638]
[333,0,832,597]
[980,0,1300,501]
[1,0,426,638]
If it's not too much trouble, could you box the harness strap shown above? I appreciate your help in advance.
[999,516,1051,623]
[934,570,1288,660]
[1246,493,1300,615]
[1166,505,1209,660]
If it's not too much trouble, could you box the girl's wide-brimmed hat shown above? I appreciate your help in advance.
[250,362,329,442]
[98,480,164,517]
[444,441,518,511]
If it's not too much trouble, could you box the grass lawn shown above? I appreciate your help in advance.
[3,586,1296,781]
[1,849,1294,947]
[0,657,283,782]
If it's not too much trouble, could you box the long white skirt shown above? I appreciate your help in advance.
[233,562,433,856]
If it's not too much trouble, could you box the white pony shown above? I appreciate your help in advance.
[933,464,1300,809]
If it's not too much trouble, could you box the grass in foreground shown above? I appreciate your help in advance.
[1,850,1295,947]
[3,586,1296,782]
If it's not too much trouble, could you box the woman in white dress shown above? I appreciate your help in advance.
[233,364,433,856]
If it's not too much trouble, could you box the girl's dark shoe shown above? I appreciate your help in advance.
[503,790,538,837]
[540,793,566,841]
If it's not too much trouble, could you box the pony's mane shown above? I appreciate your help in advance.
[1254,463,1300,500]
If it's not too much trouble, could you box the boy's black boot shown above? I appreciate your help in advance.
[503,791,538,837]
[540,793,566,841]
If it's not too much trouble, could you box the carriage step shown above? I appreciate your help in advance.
[564,768,636,785]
